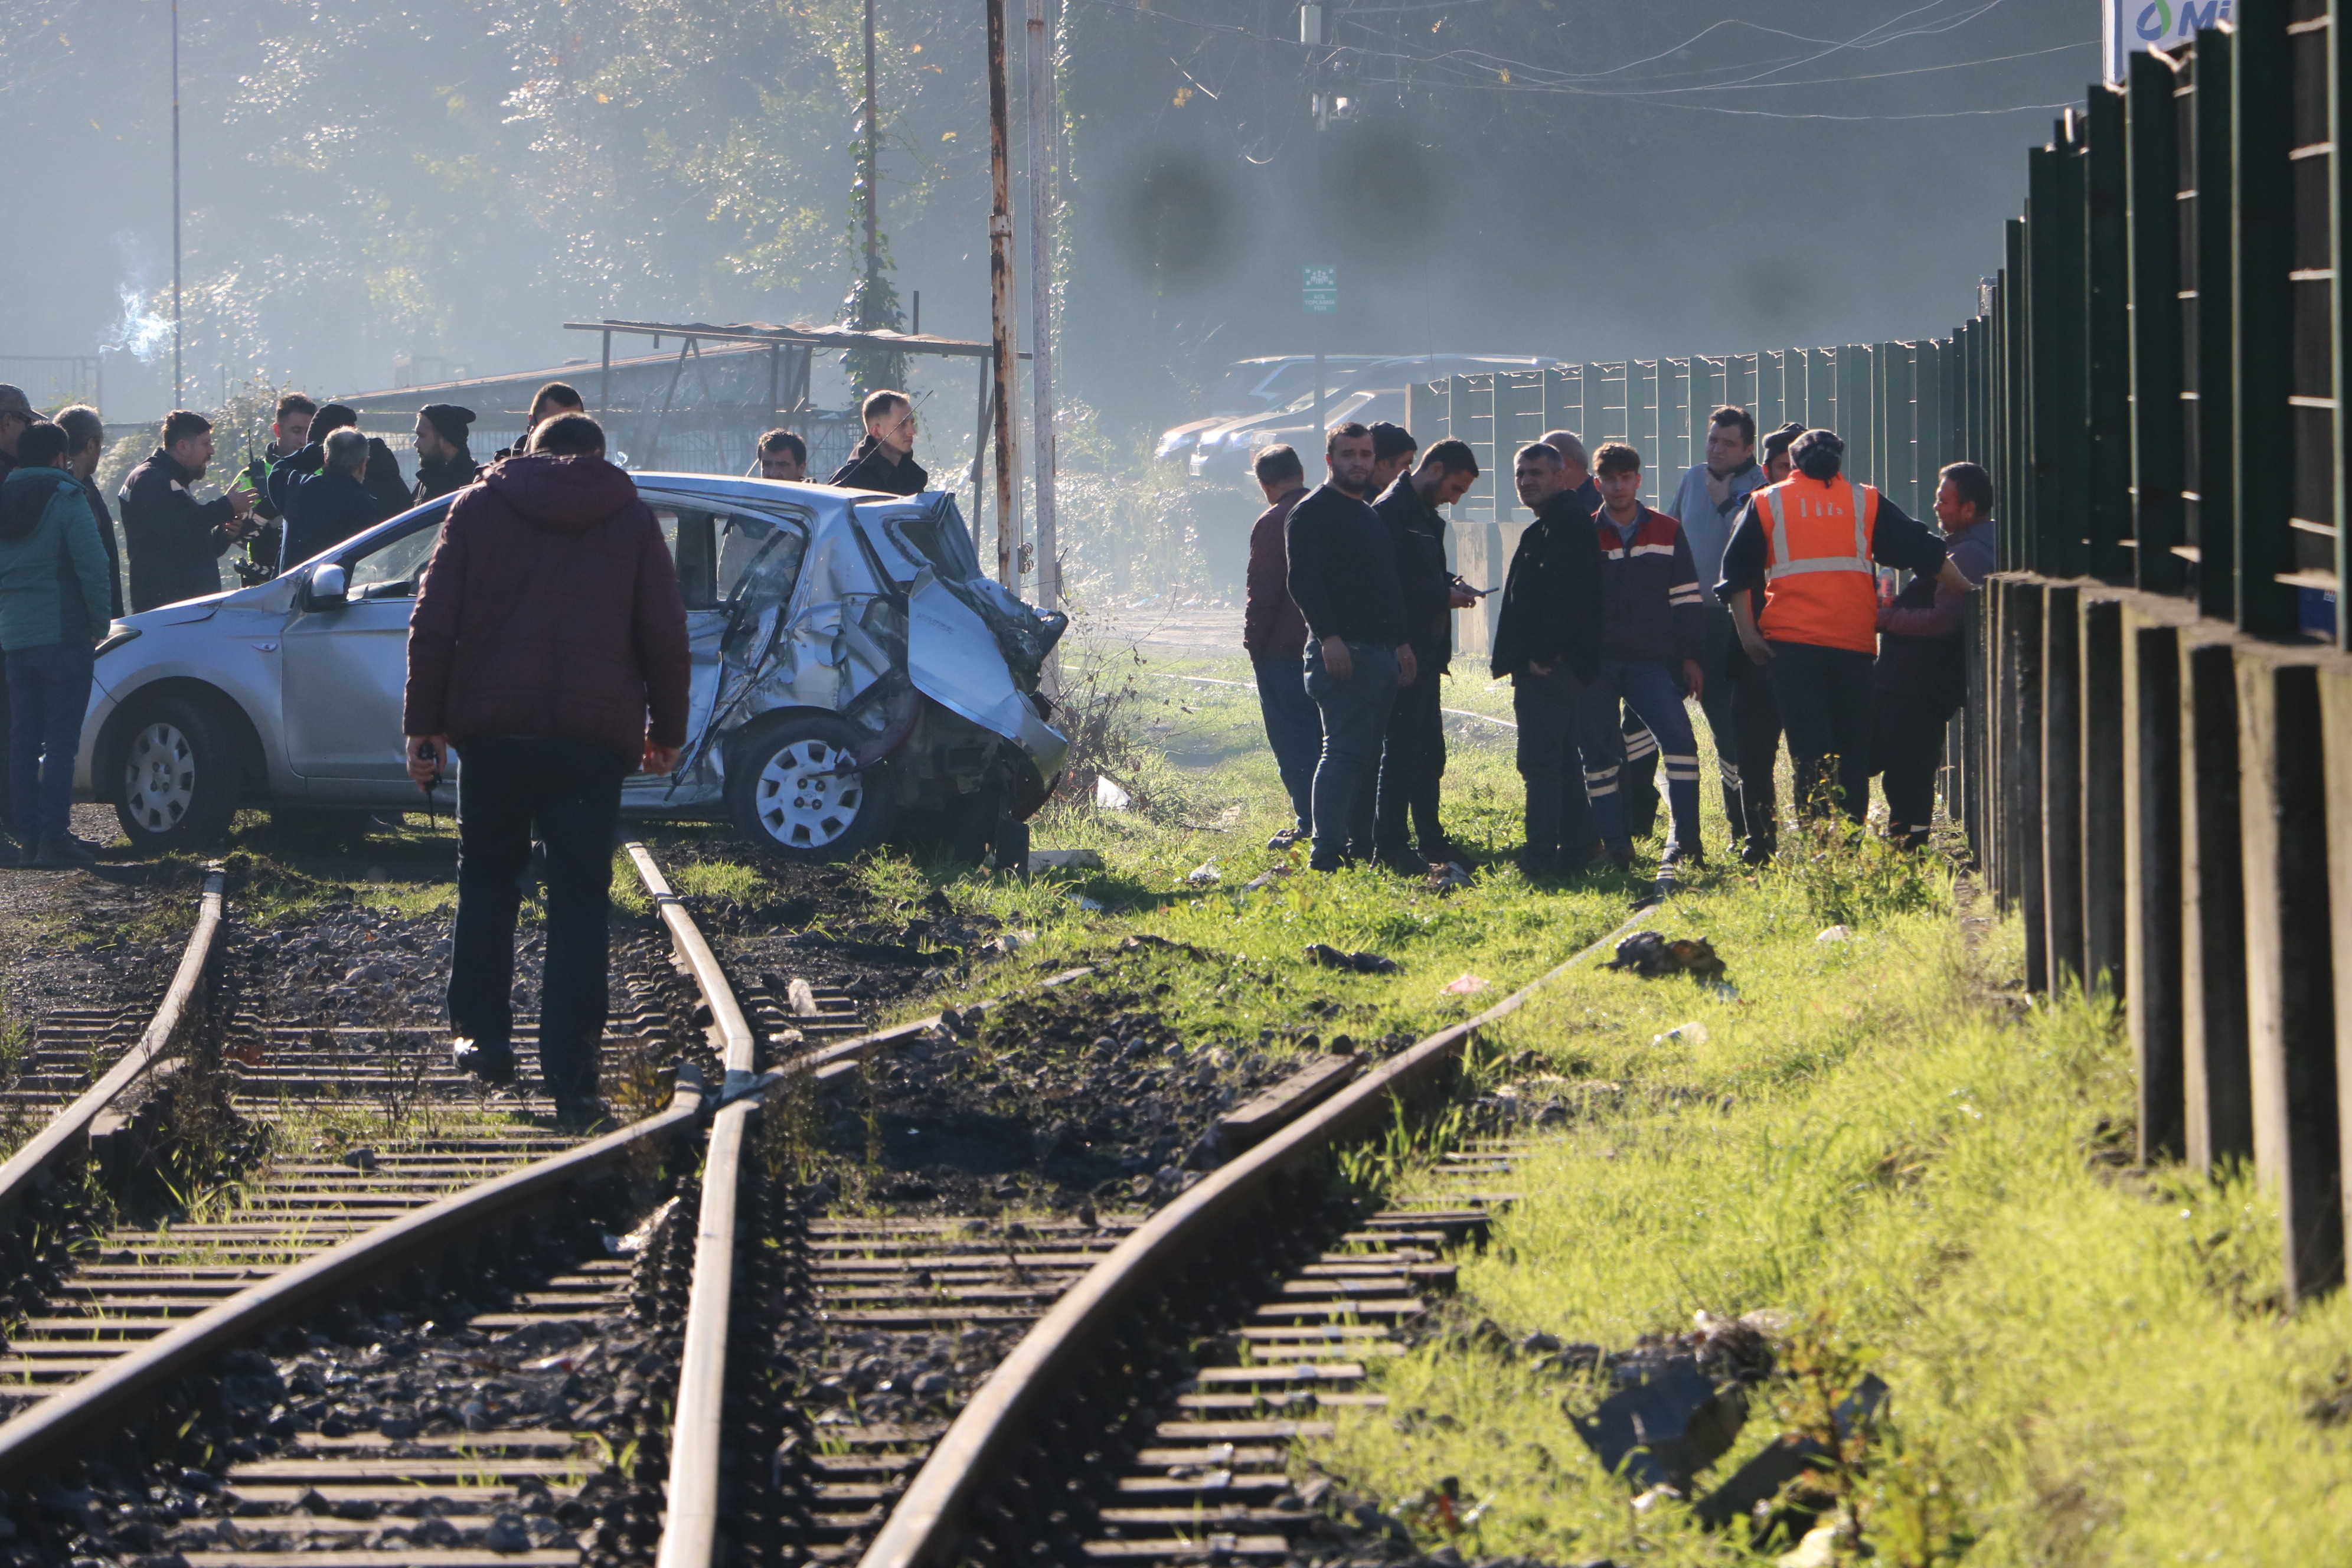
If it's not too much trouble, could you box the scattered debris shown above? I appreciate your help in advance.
[1241,864,1293,893]
[1069,895,1108,913]
[1816,924,1853,943]
[982,930,1037,957]
[1305,944,1401,975]
[1604,930,1729,982]
[786,976,821,1017]
[1095,775,1133,811]
[1185,861,1221,886]
[1027,848,1105,873]
[1573,1354,1747,1494]
[1426,861,1474,893]
[1442,973,1492,996]
[1653,1021,1709,1046]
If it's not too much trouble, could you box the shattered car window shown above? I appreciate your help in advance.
[717,514,812,675]
[878,496,984,582]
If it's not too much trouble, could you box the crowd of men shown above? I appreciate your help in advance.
[1243,405,1997,876]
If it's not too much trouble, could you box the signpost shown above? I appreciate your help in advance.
[1305,264,1335,437]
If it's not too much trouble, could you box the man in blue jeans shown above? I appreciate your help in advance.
[1242,445,1316,848]
[1578,442,1709,871]
[404,414,691,1129]
[1285,423,1416,872]
[0,421,115,870]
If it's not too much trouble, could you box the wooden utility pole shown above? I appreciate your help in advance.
[862,0,879,287]
[986,0,1021,589]
[171,0,182,407]
[1025,0,1058,617]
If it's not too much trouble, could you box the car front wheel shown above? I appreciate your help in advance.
[725,714,894,862]
[114,697,243,852]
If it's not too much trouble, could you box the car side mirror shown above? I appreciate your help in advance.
[310,563,348,607]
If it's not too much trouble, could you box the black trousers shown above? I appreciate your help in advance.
[1871,686,1958,842]
[1766,641,1875,824]
[1729,648,1783,850]
[449,736,629,1102]
[1374,663,1448,857]
[1512,669,1596,868]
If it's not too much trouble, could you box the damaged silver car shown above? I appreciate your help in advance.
[73,475,1070,863]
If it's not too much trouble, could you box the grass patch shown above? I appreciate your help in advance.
[1302,893,2352,1564]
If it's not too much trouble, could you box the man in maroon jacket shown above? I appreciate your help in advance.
[403,413,691,1128]
[1242,444,1315,850]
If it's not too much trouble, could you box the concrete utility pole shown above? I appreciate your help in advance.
[171,0,183,408]
[986,0,1021,589]
[862,0,879,288]
[1025,0,1059,619]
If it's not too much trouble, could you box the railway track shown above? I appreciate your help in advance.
[0,842,1632,1568]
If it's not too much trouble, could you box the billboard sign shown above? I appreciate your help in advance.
[2105,0,2235,83]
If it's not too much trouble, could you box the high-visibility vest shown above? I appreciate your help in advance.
[1756,475,1879,654]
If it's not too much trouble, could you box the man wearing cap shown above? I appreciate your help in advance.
[0,385,35,485]
[1717,427,1974,826]
[413,405,482,503]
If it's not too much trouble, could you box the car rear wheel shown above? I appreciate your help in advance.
[726,714,894,862]
[114,697,243,852]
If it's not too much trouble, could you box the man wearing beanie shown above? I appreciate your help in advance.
[413,404,482,503]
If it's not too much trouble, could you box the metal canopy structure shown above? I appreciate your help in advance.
[563,318,1029,496]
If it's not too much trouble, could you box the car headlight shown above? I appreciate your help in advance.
[96,627,141,658]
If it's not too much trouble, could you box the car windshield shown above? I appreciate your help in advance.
[347,511,449,599]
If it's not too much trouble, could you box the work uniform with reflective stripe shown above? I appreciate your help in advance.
[1756,475,1880,654]
[1716,472,1952,629]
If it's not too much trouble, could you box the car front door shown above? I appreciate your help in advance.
[280,506,450,797]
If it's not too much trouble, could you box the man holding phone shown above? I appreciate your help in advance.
[403,413,691,1130]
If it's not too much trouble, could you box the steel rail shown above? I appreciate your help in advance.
[625,842,759,1087]
[857,910,1649,1567]
[0,1075,707,1488]
[638,838,756,1568]
[0,868,226,1222]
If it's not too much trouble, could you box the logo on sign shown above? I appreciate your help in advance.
[2133,0,2230,43]
[1302,264,1338,315]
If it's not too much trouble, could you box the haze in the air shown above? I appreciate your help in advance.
[2,0,2098,435]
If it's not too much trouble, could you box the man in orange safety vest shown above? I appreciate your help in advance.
[1714,429,1973,826]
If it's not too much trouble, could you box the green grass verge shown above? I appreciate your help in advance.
[1305,893,2351,1565]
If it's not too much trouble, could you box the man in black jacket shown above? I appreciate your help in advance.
[1285,423,1417,872]
[1371,438,1479,867]
[122,410,257,612]
[1492,442,1603,876]
[280,429,393,571]
[829,390,928,495]
[412,404,482,504]
[266,403,408,522]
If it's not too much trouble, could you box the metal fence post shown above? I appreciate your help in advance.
[2087,86,2136,584]
[2128,49,2188,595]
[2233,0,2301,639]
[2030,136,2090,579]
[2194,28,2239,623]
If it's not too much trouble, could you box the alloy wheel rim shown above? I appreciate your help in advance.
[123,721,196,833]
[753,739,865,848]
